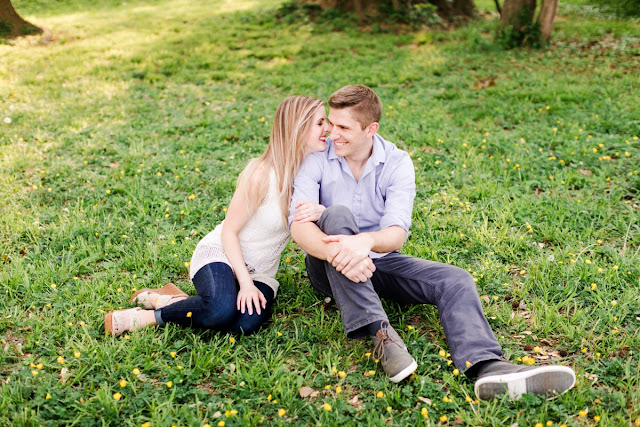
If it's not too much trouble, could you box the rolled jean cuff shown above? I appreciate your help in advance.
[154,309,165,327]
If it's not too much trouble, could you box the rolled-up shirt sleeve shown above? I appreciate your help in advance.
[288,154,323,229]
[378,152,415,236]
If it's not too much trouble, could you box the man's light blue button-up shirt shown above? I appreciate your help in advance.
[288,133,416,258]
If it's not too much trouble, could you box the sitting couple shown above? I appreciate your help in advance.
[105,85,576,400]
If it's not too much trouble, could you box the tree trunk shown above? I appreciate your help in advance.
[0,0,41,38]
[536,0,558,41]
[501,0,536,31]
[452,0,477,18]
[429,0,477,20]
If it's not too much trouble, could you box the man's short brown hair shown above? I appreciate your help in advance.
[329,85,382,130]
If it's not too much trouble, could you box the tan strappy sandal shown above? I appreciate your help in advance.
[104,307,148,336]
[130,283,188,309]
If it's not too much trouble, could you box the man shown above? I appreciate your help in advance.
[288,85,576,400]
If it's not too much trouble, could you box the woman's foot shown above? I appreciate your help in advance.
[130,283,188,309]
[104,307,156,336]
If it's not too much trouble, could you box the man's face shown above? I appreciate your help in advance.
[327,107,376,160]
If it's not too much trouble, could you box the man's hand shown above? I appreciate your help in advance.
[342,257,376,282]
[323,233,375,278]
[294,200,326,223]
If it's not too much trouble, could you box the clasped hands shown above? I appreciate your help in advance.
[323,234,376,283]
[294,201,375,283]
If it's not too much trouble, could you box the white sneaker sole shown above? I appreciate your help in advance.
[474,365,576,400]
[388,359,418,383]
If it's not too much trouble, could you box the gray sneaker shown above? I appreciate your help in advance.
[371,321,418,383]
[474,361,576,400]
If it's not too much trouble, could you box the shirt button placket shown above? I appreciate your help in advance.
[353,192,360,223]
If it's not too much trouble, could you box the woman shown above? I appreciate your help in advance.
[105,96,329,336]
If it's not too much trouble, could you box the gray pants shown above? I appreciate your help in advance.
[305,205,503,371]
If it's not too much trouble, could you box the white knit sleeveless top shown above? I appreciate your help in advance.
[189,169,290,294]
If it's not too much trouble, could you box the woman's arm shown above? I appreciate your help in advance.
[221,181,266,316]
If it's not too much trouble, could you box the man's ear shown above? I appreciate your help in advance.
[366,122,379,137]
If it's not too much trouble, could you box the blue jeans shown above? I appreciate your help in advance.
[155,262,274,335]
[305,205,504,371]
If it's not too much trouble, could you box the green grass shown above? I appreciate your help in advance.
[1,0,639,425]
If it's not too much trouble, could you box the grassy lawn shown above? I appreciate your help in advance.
[1,0,639,425]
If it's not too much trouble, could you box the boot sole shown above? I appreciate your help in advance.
[389,359,418,383]
[474,365,575,400]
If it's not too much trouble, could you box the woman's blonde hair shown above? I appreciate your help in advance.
[237,96,324,220]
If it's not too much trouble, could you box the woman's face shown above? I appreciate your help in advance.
[304,106,330,155]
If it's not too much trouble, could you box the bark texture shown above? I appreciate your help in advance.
[500,0,536,31]
[0,0,41,38]
[429,0,477,19]
[537,0,558,41]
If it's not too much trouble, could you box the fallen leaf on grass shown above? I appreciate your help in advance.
[60,367,69,383]
[474,76,497,90]
[583,372,598,386]
[417,396,432,405]
[299,386,315,398]
[349,394,363,409]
